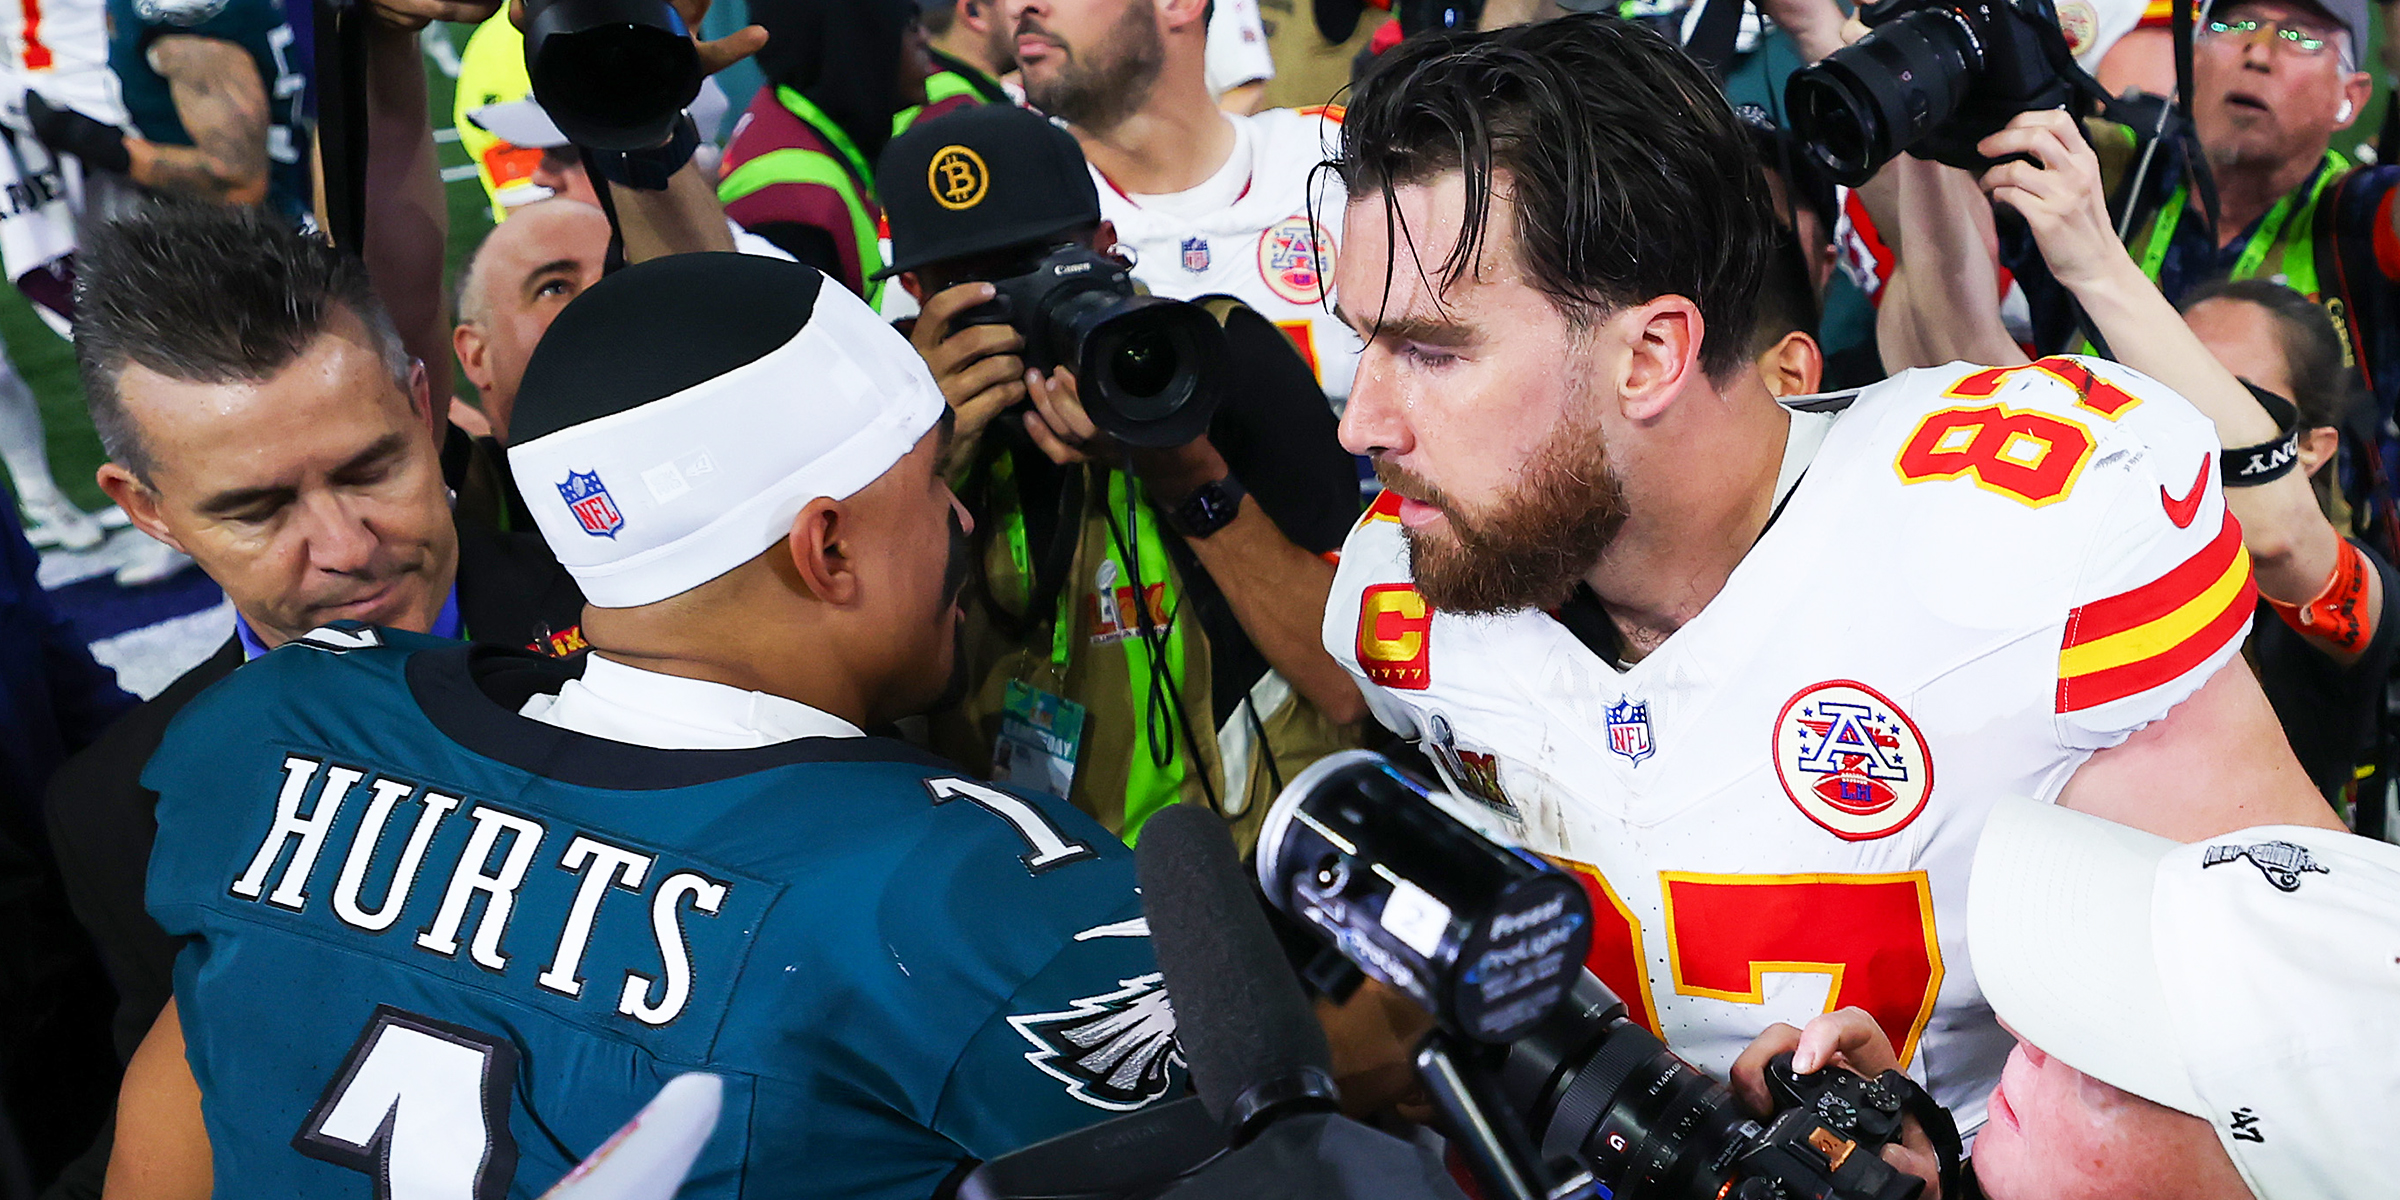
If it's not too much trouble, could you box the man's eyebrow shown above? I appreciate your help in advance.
[519,259,583,294]
[329,433,408,479]
[1332,300,1476,347]
[197,480,295,518]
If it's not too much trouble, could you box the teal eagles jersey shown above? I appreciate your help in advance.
[106,0,309,221]
[144,628,1183,1200]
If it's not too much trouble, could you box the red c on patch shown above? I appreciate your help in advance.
[1357,583,1432,690]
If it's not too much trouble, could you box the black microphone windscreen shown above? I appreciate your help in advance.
[1137,804,1334,1126]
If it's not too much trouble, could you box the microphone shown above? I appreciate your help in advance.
[1136,803,1341,1143]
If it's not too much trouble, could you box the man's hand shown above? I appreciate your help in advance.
[1022,366,1231,504]
[1728,1009,1944,1199]
[912,283,1029,472]
[1976,110,2119,291]
[1754,0,1850,62]
[24,92,130,174]
[367,0,500,31]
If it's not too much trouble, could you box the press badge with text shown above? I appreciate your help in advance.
[994,681,1089,798]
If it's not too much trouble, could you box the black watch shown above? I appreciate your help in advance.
[1165,475,1246,539]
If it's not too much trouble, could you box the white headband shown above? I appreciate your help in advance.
[508,279,946,609]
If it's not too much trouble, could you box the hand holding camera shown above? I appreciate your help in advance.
[1974,109,2122,292]
[1730,1010,1948,1199]
[911,281,1030,473]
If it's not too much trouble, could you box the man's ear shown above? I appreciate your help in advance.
[1754,330,1825,400]
[2335,72,2371,129]
[454,322,494,394]
[1158,0,1207,35]
[1614,296,1704,421]
[408,359,439,444]
[958,0,991,34]
[2302,425,2341,477]
[96,463,186,554]
[787,497,861,605]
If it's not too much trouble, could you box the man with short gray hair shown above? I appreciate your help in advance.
[43,201,586,1129]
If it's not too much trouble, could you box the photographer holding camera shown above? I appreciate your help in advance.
[880,103,1368,843]
[1317,12,2338,1137]
[1728,796,2400,1199]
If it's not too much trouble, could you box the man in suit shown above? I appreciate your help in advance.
[39,204,585,1191]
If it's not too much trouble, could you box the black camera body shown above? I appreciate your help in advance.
[519,0,700,151]
[1261,752,1931,1200]
[954,244,1228,449]
[1785,0,2083,186]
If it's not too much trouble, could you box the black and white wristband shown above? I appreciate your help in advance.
[2222,380,2303,488]
[586,113,701,192]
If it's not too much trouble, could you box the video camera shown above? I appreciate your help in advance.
[953,244,1230,449]
[1785,0,2103,186]
[959,753,1953,1200]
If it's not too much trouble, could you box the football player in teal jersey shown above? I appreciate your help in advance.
[108,252,1184,1199]
[98,0,309,219]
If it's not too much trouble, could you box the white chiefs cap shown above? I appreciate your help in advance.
[1969,798,2400,1200]
[507,252,944,609]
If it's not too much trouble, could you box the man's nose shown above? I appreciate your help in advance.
[1338,354,1409,460]
[298,492,379,575]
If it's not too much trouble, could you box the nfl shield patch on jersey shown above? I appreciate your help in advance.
[1180,237,1210,272]
[1773,681,1933,841]
[1605,699,1654,765]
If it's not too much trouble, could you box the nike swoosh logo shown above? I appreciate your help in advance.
[2161,455,2210,529]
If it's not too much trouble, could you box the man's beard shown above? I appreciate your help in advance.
[1019,3,1163,132]
[1380,409,1629,616]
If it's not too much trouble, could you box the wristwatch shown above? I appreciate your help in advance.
[1165,475,1246,539]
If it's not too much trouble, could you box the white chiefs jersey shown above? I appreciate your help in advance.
[1095,106,1362,404]
[1,0,121,121]
[1325,357,2255,1132]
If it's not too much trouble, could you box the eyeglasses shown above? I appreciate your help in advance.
[2202,16,2337,55]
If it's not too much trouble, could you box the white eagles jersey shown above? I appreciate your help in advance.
[1324,358,2255,1132]
[1095,105,1361,405]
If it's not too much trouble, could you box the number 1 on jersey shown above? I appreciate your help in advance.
[296,1007,519,1200]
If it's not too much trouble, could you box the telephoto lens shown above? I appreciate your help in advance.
[1254,750,1594,1044]
[958,245,1230,448]
[521,0,702,151]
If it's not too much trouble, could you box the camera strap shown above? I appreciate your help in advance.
[1882,1070,1964,1200]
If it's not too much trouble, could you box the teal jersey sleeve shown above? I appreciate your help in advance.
[106,0,311,221]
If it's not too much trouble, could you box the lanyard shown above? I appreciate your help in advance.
[2136,152,2347,295]
[776,88,876,199]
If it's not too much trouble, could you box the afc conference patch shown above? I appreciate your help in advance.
[1256,214,1333,305]
[557,470,624,539]
[1772,680,1933,841]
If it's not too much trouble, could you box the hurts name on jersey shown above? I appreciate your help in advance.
[226,752,731,1028]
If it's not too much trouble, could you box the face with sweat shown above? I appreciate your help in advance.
[1334,170,1632,615]
[841,414,976,723]
[99,307,458,648]
[1005,0,1167,131]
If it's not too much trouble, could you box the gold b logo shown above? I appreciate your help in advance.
[929,146,989,210]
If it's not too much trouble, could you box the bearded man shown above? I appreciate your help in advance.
[1320,14,2338,1142]
[1003,0,1362,408]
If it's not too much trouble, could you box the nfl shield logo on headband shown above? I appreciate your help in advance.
[558,469,624,539]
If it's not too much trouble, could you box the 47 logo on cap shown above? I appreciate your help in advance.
[558,470,624,539]
[1357,583,1431,689]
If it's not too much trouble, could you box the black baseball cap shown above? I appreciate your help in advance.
[875,104,1102,280]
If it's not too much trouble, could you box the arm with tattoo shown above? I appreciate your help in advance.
[131,34,269,204]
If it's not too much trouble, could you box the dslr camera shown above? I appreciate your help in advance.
[1257,751,1947,1200]
[1785,0,2094,186]
[954,244,1230,449]
[520,0,700,151]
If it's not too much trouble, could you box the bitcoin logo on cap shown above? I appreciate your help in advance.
[930,145,990,210]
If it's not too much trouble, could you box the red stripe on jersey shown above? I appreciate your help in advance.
[1359,489,1404,528]
[2061,511,2243,648]
[2056,569,2256,713]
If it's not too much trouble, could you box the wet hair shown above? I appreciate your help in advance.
[2178,276,2355,432]
[1749,232,1820,359]
[75,201,407,481]
[1337,13,1778,381]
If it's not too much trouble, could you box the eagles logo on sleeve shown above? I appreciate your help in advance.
[1006,918,1182,1111]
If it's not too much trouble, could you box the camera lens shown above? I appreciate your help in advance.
[1108,325,1179,401]
[523,0,702,151]
[1501,974,1754,1198]
[1785,6,1983,186]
